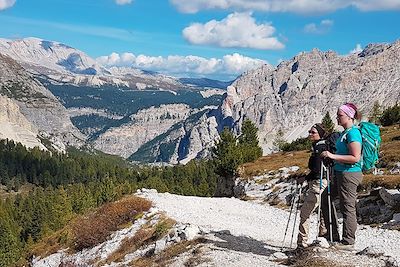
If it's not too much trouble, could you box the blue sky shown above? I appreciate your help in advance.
[0,0,400,80]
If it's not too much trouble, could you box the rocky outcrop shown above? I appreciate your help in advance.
[224,41,400,153]
[129,108,222,164]
[0,95,46,150]
[0,53,85,151]
[93,104,193,158]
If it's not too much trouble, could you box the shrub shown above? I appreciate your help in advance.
[72,196,151,251]
[380,104,400,126]
[279,137,312,152]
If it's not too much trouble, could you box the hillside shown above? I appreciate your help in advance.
[0,53,85,151]
[18,124,400,266]
[0,37,227,160]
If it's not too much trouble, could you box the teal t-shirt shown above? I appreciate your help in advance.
[334,126,363,172]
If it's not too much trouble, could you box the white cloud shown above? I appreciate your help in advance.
[115,0,133,5]
[170,0,400,14]
[304,19,334,34]
[353,0,400,11]
[0,0,16,10]
[349,43,363,54]
[97,52,267,80]
[183,12,284,50]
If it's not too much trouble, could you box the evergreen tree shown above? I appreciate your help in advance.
[49,187,73,230]
[380,104,400,126]
[0,215,21,267]
[238,119,262,162]
[212,127,242,178]
[212,127,242,197]
[272,129,285,150]
[368,101,383,124]
[322,111,335,134]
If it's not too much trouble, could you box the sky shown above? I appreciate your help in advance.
[0,0,400,81]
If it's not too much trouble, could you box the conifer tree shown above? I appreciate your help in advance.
[322,111,335,134]
[212,127,242,178]
[238,119,262,162]
[212,127,242,197]
[0,215,20,266]
[368,101,383,124]
[273,129,285,150]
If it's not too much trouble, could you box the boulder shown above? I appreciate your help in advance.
[379,188,400,208]
[357,195,394,224]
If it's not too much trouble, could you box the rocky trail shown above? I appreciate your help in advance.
[33,166,400,267]
[141,187,400,267]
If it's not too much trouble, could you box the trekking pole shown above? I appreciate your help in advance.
[315,161,324,243]
[281,182,298,250]
[324,162,333,243]
[290,184,302,249]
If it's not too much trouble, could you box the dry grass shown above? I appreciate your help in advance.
[272,185,282,193]
[102,227,154,265]
[184,246,211,267]
[361,174,400,189]
[282,249,348,267]
[28,196,152,262]
[379,125,400,167]
[130,238,207,267]
[28,227,74,261]
[102,216,176,265]
[72,196,152,251]
[240,150,309,178]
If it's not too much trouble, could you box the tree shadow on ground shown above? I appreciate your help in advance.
[207,230,281,256]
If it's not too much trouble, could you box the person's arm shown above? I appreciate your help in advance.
[321,142,361,164]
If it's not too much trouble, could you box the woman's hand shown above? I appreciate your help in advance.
[296,175,306,184]
[320,151,334,159]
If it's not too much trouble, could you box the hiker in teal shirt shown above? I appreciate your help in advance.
[320,103,363,251]
[334,125,363,172]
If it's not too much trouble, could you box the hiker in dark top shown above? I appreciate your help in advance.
[296,123,328,248]
[321,103,363,251]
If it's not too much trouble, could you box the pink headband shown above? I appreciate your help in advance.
[339,104,356,119]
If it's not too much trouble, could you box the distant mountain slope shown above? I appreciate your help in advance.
[0,53,85,151]
[0,37,105,75]
[0,37,229,91]
[179,77,233,89]
[0,37,228,160]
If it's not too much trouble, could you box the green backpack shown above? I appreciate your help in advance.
[358,122,381,172]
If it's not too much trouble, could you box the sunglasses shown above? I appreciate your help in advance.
[308,131,318,134]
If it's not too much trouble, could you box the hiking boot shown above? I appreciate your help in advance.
[318,230,328,237]
[334,242,355,251]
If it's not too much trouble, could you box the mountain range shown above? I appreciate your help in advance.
[0,37,399,162]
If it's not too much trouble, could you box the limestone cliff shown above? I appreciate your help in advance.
[0,53,85,151]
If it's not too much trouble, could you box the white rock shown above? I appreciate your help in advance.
[314,237,330,248]
[271,252,288,260]
[154,238,167,254]
[180,224,201,241]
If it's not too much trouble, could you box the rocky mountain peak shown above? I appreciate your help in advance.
[225,40,400,153]
[0,37,104,75]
